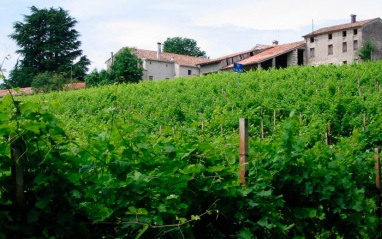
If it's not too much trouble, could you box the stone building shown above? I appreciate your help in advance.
[105,43,210,81]
[303,15,382,65]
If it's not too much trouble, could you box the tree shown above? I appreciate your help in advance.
[358,39,377,62]
[109,48,143,84]
[163,37,207,58]
[8,6,90,88]
[31,72,70,93]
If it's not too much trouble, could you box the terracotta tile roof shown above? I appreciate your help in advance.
[221,41,306,70]
[0,83,86,98]
[131,48,211,67]
[199,46,272,65]
[0,87,34,98]
[303,18,381,37]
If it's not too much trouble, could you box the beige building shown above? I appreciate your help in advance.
[303,15,382,65]
[105,43,210,81]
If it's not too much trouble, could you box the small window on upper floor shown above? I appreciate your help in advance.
[250,52,254,56]
[149,76,153,81]
[328,33,332,40]
[188,70,192,75]
[353,29,358,35]
[342,31,347,37]
[310,37,314,43]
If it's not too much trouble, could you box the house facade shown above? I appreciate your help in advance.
[105,43,210,81]
[303,15,382,65]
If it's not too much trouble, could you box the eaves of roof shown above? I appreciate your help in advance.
[198,46,272,66]
[303,18,381,37]
[221,41,306,70]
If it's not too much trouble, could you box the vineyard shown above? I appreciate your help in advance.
[1,61,382,238]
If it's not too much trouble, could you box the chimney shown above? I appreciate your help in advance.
[111,52,114,64]
[272,40,279,46]
[157,42,162,60]
[351,14,357,23]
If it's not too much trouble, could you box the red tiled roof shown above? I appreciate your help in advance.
[221,41,305,70]
[0,83,86,98]
[131,48,211,67]
[303,18,381,37]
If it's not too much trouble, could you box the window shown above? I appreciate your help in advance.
[310,37,314,43]
[343,61,347,64]
[310,48,315,58]
[342,31,347,37]
[188,70,192,75]
[328,33,332,40]
[342,42,347,53]
[353,29,358,35]
[149,76,153,81]
[328,45,333,55]
[353,40,358,50]
[149,62,152,64]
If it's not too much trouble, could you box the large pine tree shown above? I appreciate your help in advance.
[8,6,90,87]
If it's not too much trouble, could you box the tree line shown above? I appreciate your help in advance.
[0,6,208,91]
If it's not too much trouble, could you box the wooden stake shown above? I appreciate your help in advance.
[239,118,248,186]
[363,113,366,131]
[273,109,276,127]
[261,120,264,139]
[357,76,360,88]
[375,148,381,218]
[159,125,162,135]
[299,112,302,124]
[326,122,331,145]
[202,120,204,131]
[359,88,362,96]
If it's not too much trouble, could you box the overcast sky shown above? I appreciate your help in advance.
[1,0,381,82]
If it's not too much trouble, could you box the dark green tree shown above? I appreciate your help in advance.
[110,48,143,84]
[163,37,207,58]
[358,39,377,62]
[8,6,90,88]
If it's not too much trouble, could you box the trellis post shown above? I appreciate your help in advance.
[239,118,248,186]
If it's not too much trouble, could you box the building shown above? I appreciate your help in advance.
[197,44,271,75]
[105,43,211,81]
[303,15,382,65]
[221,41,306,71]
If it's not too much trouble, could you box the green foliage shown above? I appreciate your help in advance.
[31,72,71,93]
[85,69,110,87]
[109,48,143,84]
[359,39,377,62]
[8,6,90,87]
[2,61,382,237]
[163,37,207,58]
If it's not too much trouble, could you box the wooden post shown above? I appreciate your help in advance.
[326,122,331,145]
[261,120,264,139]
[359,88,362,96]
[375,148,381,218]
[159,125,162,135]
[357,76,360,87]
[239,118,248,186]
[273,109,276,128]
[202,120,204,131]
[299,112,302,125]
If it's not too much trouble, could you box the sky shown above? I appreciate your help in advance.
[1,0,381,83]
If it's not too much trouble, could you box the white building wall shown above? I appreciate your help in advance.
[143,59,175,81]
[178,66,200,78]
